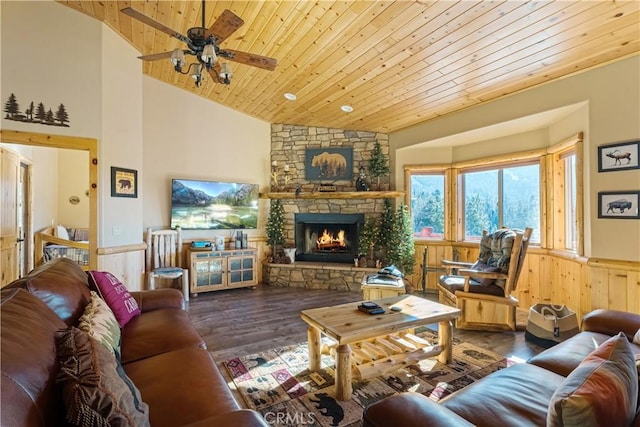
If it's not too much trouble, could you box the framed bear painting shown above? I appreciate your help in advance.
[304,148,353,181]
[111,167,138,198]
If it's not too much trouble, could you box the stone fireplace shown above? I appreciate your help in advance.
[265,123,398,290]
[294,213,364,264]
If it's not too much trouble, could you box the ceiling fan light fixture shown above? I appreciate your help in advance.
[191,63,203,87]
[219,62,233,85]
[123,3,276,88]
[170,49,185,71]
[201,44,217,67]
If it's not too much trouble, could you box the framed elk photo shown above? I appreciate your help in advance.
[598,191,640,219]
[598,140,639,172]
[111,167,138,198]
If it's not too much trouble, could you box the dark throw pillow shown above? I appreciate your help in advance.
[470,260,502,286]
[56,327,150,427]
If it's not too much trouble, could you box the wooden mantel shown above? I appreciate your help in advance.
[259,191,404,200]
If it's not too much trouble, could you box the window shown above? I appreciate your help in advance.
[563,152,577,251]
[462,163,540,242]
[408,172,445,239]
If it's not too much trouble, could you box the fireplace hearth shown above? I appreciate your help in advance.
[294,213,364,263]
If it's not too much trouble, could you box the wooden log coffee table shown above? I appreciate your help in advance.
[300,294,461,400]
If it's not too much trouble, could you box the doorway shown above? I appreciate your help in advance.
[0,129,98,285]
[17,161,31,276]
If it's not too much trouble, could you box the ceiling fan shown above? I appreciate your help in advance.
[121,1,277,87]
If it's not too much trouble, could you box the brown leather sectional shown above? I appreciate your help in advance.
[1,258,267,427]
[363,308,640,427]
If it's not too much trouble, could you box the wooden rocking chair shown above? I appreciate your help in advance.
[437,227,532,331]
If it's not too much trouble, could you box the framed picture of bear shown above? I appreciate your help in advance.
[597,191,640,219]
[305,148,353,181]
[111,167,138,198]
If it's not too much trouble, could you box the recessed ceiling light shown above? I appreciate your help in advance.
[341,105,354,113]
[284,93,297,101]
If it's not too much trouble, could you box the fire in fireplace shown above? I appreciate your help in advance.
[317,229,346,250]
[295,213,364,263]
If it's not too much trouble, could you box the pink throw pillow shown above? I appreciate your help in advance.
[87,271,140,327]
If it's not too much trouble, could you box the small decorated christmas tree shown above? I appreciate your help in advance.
[378,198,396,263]
[393,204,416,275]
[358,217,380,266]
[368,141,390,190]
[265,199,285,261]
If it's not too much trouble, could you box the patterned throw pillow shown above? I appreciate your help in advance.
[78,291,122,358]
[547,332,638,427]
[56,327,150,427]
[470,260,502,287]
[87,271,140,327]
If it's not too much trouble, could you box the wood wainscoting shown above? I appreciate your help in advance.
[408,241,640,319]
[97,243,146,291]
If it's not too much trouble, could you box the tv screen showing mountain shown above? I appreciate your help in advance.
[170,179,259,230]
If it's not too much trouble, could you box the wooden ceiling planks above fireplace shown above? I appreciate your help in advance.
[259,191,404,199]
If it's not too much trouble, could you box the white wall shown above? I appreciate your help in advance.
[1,1,145,248]
[58,149,89,228]
[142,76,271,241]
[1,0,102,138]
[99,25,144,247]
[391,56,640,262]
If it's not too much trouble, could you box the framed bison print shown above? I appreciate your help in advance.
[598,140,639,172]
[111,167,138,198]
[305,148,353,181]
[598,191,640,219]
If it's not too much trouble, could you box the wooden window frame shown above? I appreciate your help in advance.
[546,133,584,255]
[404,165,449,240]
[403,132,583,251]
[457,159,542,243]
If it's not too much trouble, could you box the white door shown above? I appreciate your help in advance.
[1,147,20,286]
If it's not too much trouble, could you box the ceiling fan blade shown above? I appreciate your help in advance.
[205,9,244,43]
[224,50,277,71]
[137,51,175,61]
[121,7,191,45]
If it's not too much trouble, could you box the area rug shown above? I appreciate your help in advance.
[222,328,520,427]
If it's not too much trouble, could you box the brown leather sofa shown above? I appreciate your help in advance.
[1,258,267,427]
[363,308,640,427]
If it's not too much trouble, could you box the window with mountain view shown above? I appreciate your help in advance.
[409,173,445,239]
[462,163,540,242]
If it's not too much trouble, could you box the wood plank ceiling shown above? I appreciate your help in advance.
[59,1,639,133]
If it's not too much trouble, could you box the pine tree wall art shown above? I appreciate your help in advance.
[3,93,71,128]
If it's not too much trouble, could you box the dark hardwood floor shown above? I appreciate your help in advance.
[186,284,546,363]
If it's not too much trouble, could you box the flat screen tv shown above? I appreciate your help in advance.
[170,179,259,230]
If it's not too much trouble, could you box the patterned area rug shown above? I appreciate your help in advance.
[222,328,519,427]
